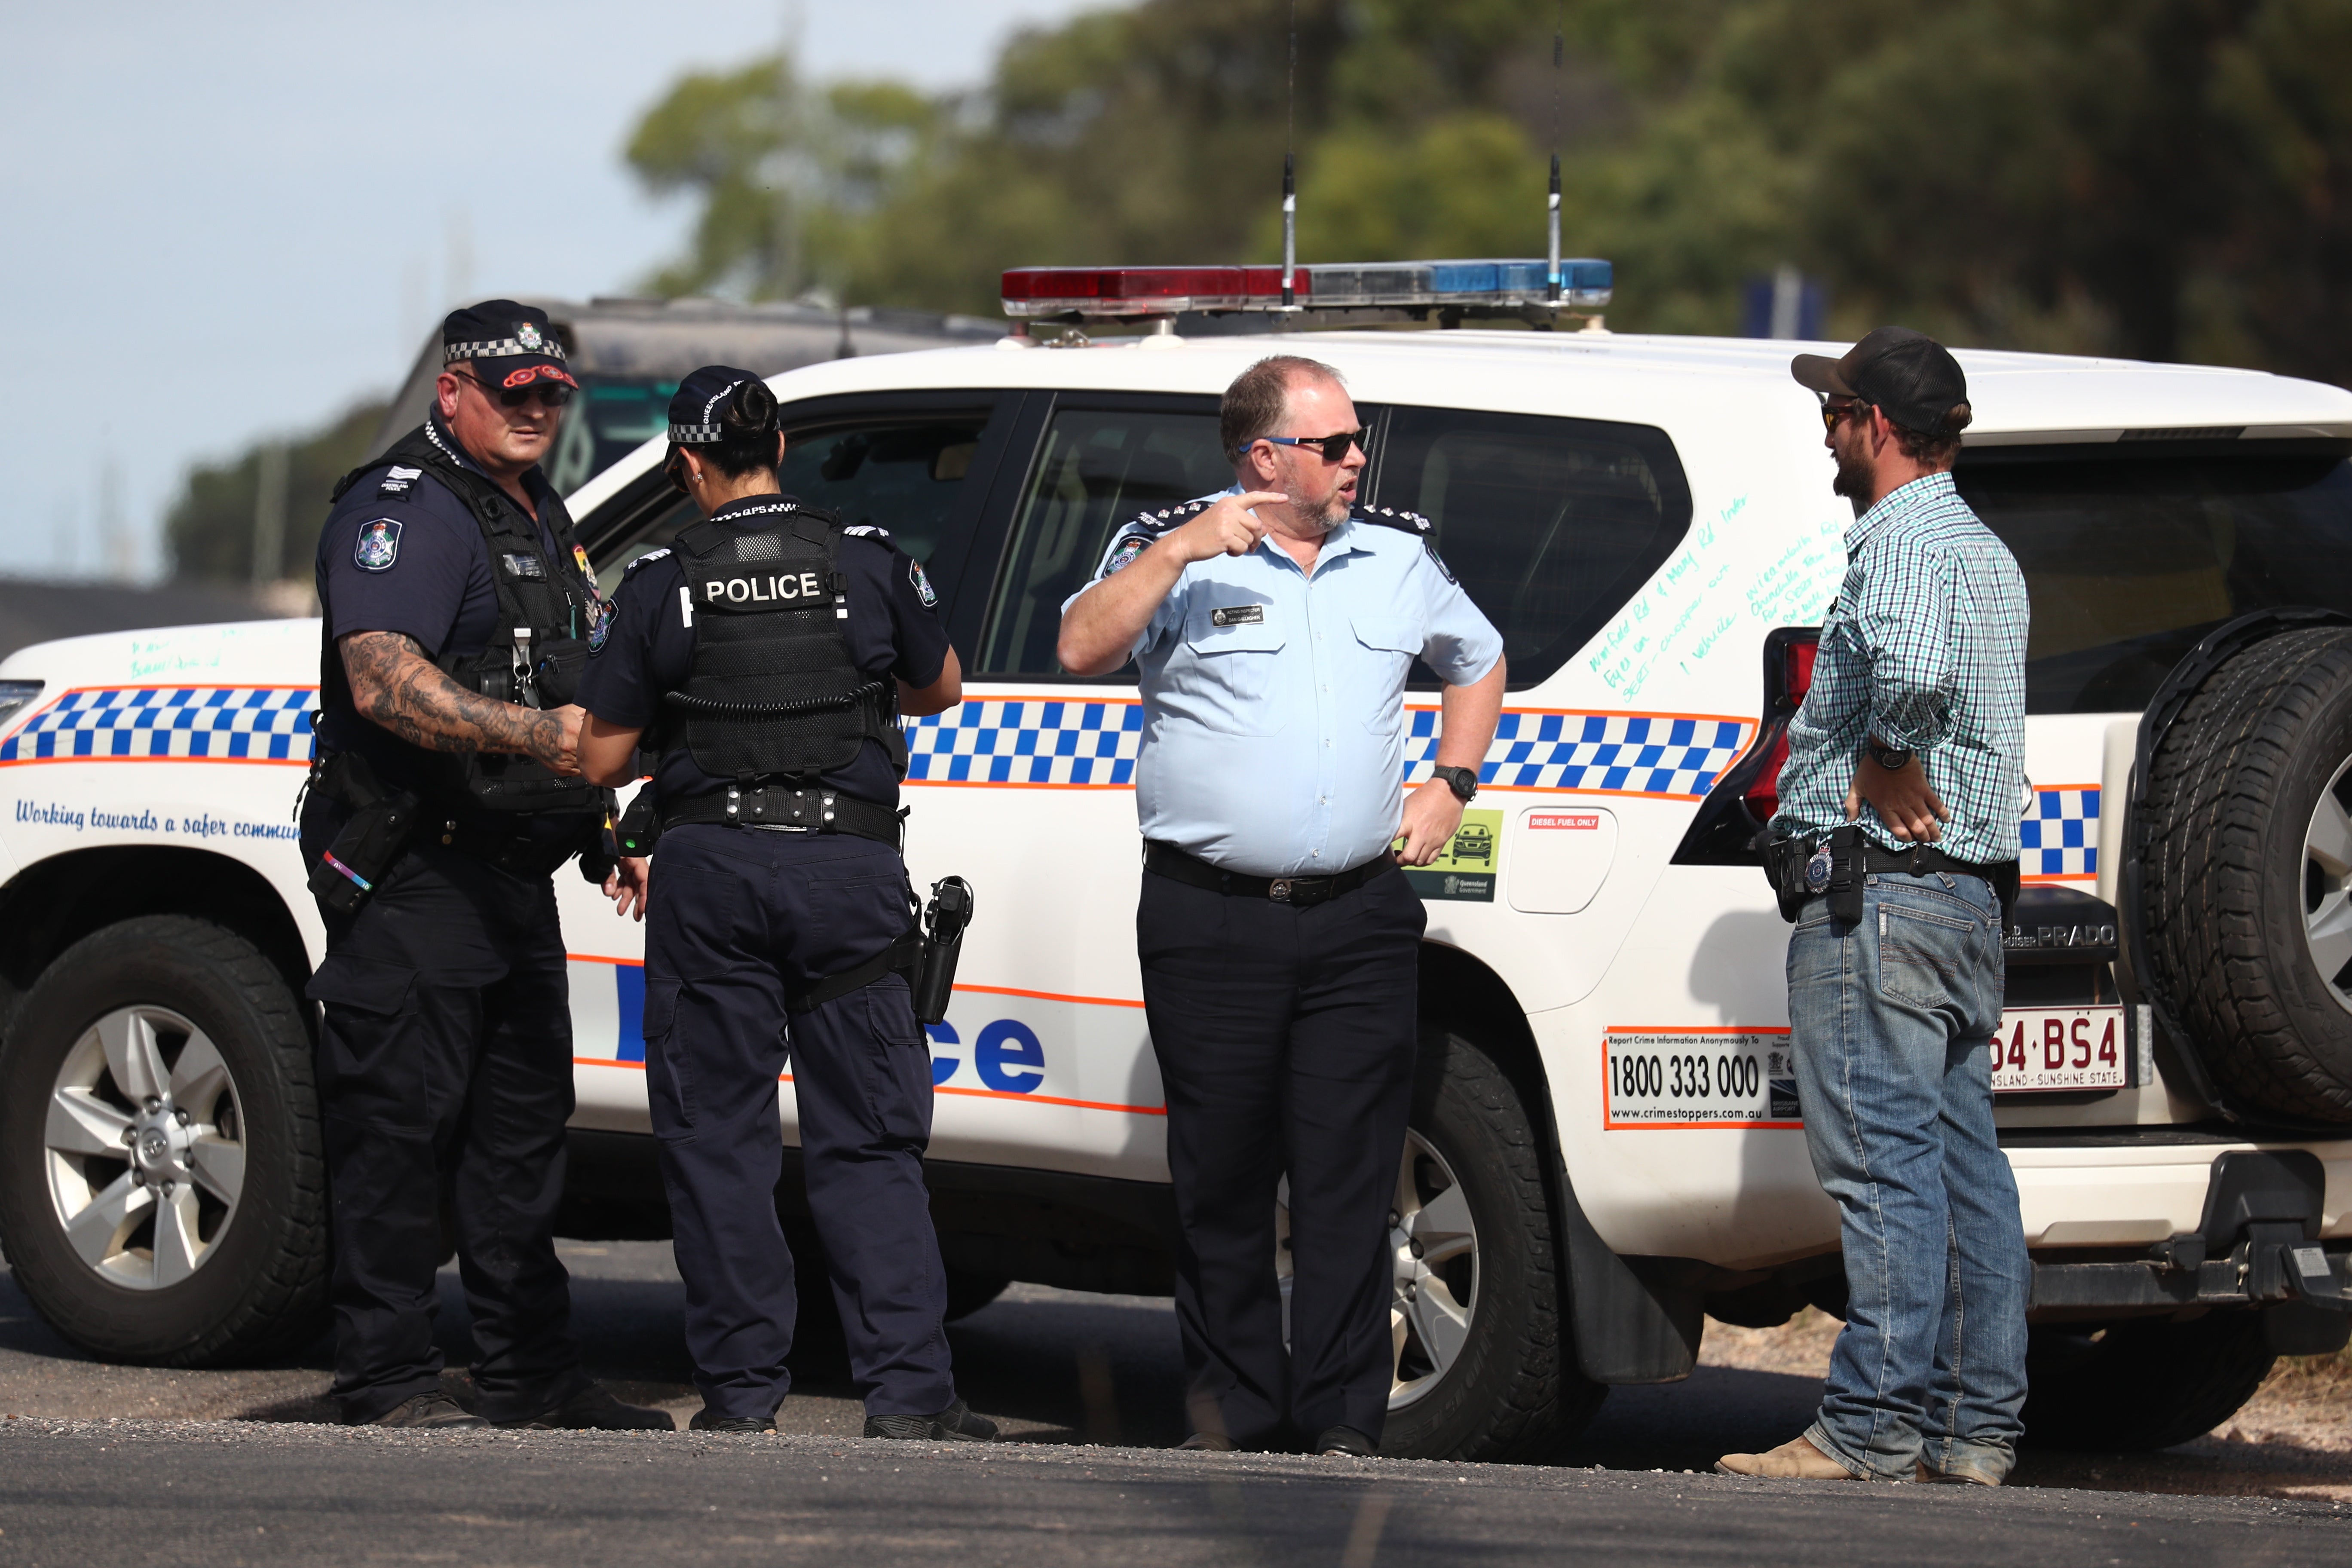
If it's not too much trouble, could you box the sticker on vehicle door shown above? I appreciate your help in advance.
[1401,808,1502,902]
[1990,1006,2126,1092]
[1603,1028,1803,1128]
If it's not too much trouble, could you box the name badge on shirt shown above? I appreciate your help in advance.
[1210,604,1265,628]
[501,553,547,580]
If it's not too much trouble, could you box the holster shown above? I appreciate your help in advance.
[306,751,419,916]
[1754,824,1866,926]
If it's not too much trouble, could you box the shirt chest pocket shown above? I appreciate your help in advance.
[1182,601,1288,735]
[1350,614,1421,734]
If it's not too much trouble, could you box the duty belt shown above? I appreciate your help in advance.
[1143,840,1396,907]
[663,782,903,848]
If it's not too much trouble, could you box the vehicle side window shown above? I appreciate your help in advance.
[1956,447,2352,714]
[1371,408,1692,686]
[594,415,990,594]
[977,403,1231,676]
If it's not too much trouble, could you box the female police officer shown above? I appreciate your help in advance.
[576,367,987,1439]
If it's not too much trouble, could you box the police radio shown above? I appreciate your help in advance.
[911,876,974,1027]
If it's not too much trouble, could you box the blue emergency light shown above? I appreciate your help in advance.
[999,258,1613,320]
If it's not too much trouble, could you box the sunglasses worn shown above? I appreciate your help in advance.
[1241,429,1369,462]
[456,371,574,410]
[1820,398,1871,433]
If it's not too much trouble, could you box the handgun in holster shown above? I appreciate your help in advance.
[911,876,974,1027]
[306,751,420,916]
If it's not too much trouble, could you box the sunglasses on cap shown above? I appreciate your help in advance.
[1238,429,1369,462]
[453,369,574,410]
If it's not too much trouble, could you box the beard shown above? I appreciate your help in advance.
[1831,439,1872,511]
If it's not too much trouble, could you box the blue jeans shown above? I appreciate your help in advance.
[1786,870,2029,1483]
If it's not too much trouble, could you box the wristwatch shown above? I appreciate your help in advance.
[1868,740,1914,772]
[1430,765,1479,803]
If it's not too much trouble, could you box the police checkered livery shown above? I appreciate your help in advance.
[1409,710,1754,799]
[904,699,1145,785]
[903,700,1753,799]
[0,687,316,764]
[2019,785,2099,879]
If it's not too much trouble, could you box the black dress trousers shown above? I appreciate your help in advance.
[301,798,588,1425]
[1138,859,1425,1449]
[641,824,954,1422]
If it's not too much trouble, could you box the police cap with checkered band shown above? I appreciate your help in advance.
[442,299,577,393]
[666,365,770,444]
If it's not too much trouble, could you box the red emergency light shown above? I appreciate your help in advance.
[1000,259,1613,320]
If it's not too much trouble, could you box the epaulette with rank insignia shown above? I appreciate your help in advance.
[842,523,896,546]
[1350,503,1433,535]
[1351,503,1456,583]
[1096,496,1212,579]
[620,547,671,577]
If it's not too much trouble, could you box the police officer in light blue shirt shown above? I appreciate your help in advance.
[1059,354,1505,1456]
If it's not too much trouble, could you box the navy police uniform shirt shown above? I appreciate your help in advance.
[313,410,569,801]
[578,492,950,813]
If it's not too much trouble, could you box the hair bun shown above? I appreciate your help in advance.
[727,379,779,433]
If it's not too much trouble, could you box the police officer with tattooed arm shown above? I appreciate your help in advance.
[300,300,669,1431]
[576,367,986,1439]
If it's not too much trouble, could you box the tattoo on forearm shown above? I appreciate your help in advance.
[340,632,561,764]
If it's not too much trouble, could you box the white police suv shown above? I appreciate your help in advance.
[6,259,2352,1461]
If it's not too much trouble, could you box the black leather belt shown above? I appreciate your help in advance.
[663,783,903,847]
[1144,840,1396,907]
[427,817,585,878]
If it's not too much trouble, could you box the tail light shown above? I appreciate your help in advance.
[1671,626,1822,866]
[1739,635,1818,823]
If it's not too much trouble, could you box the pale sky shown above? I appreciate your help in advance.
[0,0,1107,581]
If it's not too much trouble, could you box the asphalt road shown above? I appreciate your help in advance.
[3,1243,2349,1565]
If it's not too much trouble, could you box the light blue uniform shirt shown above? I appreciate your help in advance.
[1063,488,1504,877]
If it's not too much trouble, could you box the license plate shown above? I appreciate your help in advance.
[1990,1006,2127,1092]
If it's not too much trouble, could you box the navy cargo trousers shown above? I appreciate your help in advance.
[643,824,956,1422]
[300,797,588,1426]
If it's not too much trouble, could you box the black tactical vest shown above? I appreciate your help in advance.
[322,422,605,817]
[665,501,907,784]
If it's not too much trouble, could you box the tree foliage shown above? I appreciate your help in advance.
[619,0,2350,377]
[166,400,387,585]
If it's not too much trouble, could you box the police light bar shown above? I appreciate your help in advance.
[1000,258,1613,319]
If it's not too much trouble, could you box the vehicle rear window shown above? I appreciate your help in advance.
[1369,407,1692,686]
[1956,444,2352,713]
[592,415,989,593]
[977,403,1231,675]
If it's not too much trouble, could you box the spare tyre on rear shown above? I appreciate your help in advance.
[2137,625,2352,1121]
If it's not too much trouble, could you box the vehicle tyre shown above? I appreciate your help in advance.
[0,916,327,1365]
[2138,627,2352,1120]
[1278,1026,1606,1462]
[2021,1314,2275,1451]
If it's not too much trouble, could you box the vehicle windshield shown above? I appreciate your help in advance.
[1956,444,2352,714]
[545,376,679,495]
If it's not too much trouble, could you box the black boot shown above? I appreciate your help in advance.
[690,1408,777,1433]
[501,1384,677,1431]
[863,1399,998,1442]
[1313,1425,1378,1457]
[365,1391,489,1430]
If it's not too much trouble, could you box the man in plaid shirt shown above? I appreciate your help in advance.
[1718,328,2032,1487]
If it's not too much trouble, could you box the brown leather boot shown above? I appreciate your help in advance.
[1714,1435,1860,1479]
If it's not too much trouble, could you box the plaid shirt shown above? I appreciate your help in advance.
[1773,471,2030,867]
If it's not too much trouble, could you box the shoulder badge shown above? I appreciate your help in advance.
[354,518,402,572]
[842,523,896,545]
[910,557,939,608]
[620,546,671,577]
[377,464,423,501]
[1103,534,1150,577]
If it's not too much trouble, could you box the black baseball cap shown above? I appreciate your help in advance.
[667,365,767,444]
[442,300,577,392]
[1791,326,1969,436]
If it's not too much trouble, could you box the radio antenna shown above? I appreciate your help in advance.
[1281,1,1298,309]
[1547,2,1563,305]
